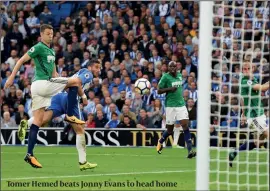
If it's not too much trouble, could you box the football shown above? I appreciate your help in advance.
[134,78,151,95]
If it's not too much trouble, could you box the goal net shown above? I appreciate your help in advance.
[197,1,269,190]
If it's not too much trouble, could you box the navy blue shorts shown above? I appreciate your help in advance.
[47,93,83,120]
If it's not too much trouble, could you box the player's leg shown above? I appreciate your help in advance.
[24,81,56,168]
[65,86,85,124]
[180,119,196,158]
[254,115,269,148]
[70,123,86,164]
[25,80,68,168]
[18,94,63,141]
[27,110,53,127]
[177,106,196,158]
[156,107,175,154]
[229,133,257,167]
[69,101,97,170]
[172,122,181,148]
[18,118,30,141]
[261,130,269,149]
[63,78,86,124]
[65,77,82,88]
[24,107,44,168]
[229,118,266,167]
[46,77,85,124]
[41,110,54,126]
[71,123,97,171]
[229,113,269,167]
[18,111,52,142]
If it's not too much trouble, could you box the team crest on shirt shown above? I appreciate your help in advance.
[29,47,35,52]
[84,73,90,79]
[247,80,253,86]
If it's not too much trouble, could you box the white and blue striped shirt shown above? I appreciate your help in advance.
[188,90,198,102]
[83,101,95,114]
[149,56,162,65]
[191,55,198,67]
[130,51,137,60]
[253,18,263,29]
[150,88,166,107]
[103,105,110,115]
[246,10,254,18]
[96,9,110,24]
[233,29,242,39]
[26,16,40,34]
[222,36,232,49]
[265,34,269,42]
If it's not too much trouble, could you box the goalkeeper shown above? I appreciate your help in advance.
[229,62,269,167]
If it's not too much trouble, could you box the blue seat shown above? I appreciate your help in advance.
[59,3,72,16]
[58,9,71,18]
[39,14,54,25]
[50,9,59,16]
[52,15,61,27]
[155,16,160,25]
[78,1,88,9]
[60,3,72,10]
[48,4,59,11]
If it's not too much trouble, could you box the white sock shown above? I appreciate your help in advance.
[76,134,87,164]
[163,142,166,148]
[28,117,34,127]
[173,127,180,146]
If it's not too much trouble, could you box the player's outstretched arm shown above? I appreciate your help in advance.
[157,87,177,94]
[252,81,269,91]
[4,53,31,89]
[240,97,246,124]
[240,97,245,115]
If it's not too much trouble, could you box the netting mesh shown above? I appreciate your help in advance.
[209,1,269,190]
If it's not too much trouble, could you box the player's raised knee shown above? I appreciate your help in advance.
[67,77,82,87]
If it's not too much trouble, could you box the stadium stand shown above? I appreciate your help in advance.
[0,1,269,130]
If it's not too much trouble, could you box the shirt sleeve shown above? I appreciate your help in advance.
[27,44,40,58]
[158,75,167,89]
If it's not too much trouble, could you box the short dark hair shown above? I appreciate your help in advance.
[111,112,118,117]
[123,115,130,119]
[187,98,194,102]
[140,109,146,113]
[87,59,100,67]
[40,24,53,32]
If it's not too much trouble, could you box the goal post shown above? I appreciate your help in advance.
[196,1,213,190]
[196,1,269,190]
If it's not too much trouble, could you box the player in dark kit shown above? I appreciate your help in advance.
[156,61,196,158]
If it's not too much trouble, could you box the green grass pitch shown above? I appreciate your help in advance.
[1,146,268,190]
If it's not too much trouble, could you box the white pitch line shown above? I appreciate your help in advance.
[1,152,171,157]
[1,170,195,181]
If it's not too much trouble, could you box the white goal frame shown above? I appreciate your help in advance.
[196,1,213,190]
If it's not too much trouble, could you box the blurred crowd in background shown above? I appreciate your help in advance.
[0,1,269,129]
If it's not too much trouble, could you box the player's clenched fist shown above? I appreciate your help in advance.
[170,87,177,92]
[4,77,14,89]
